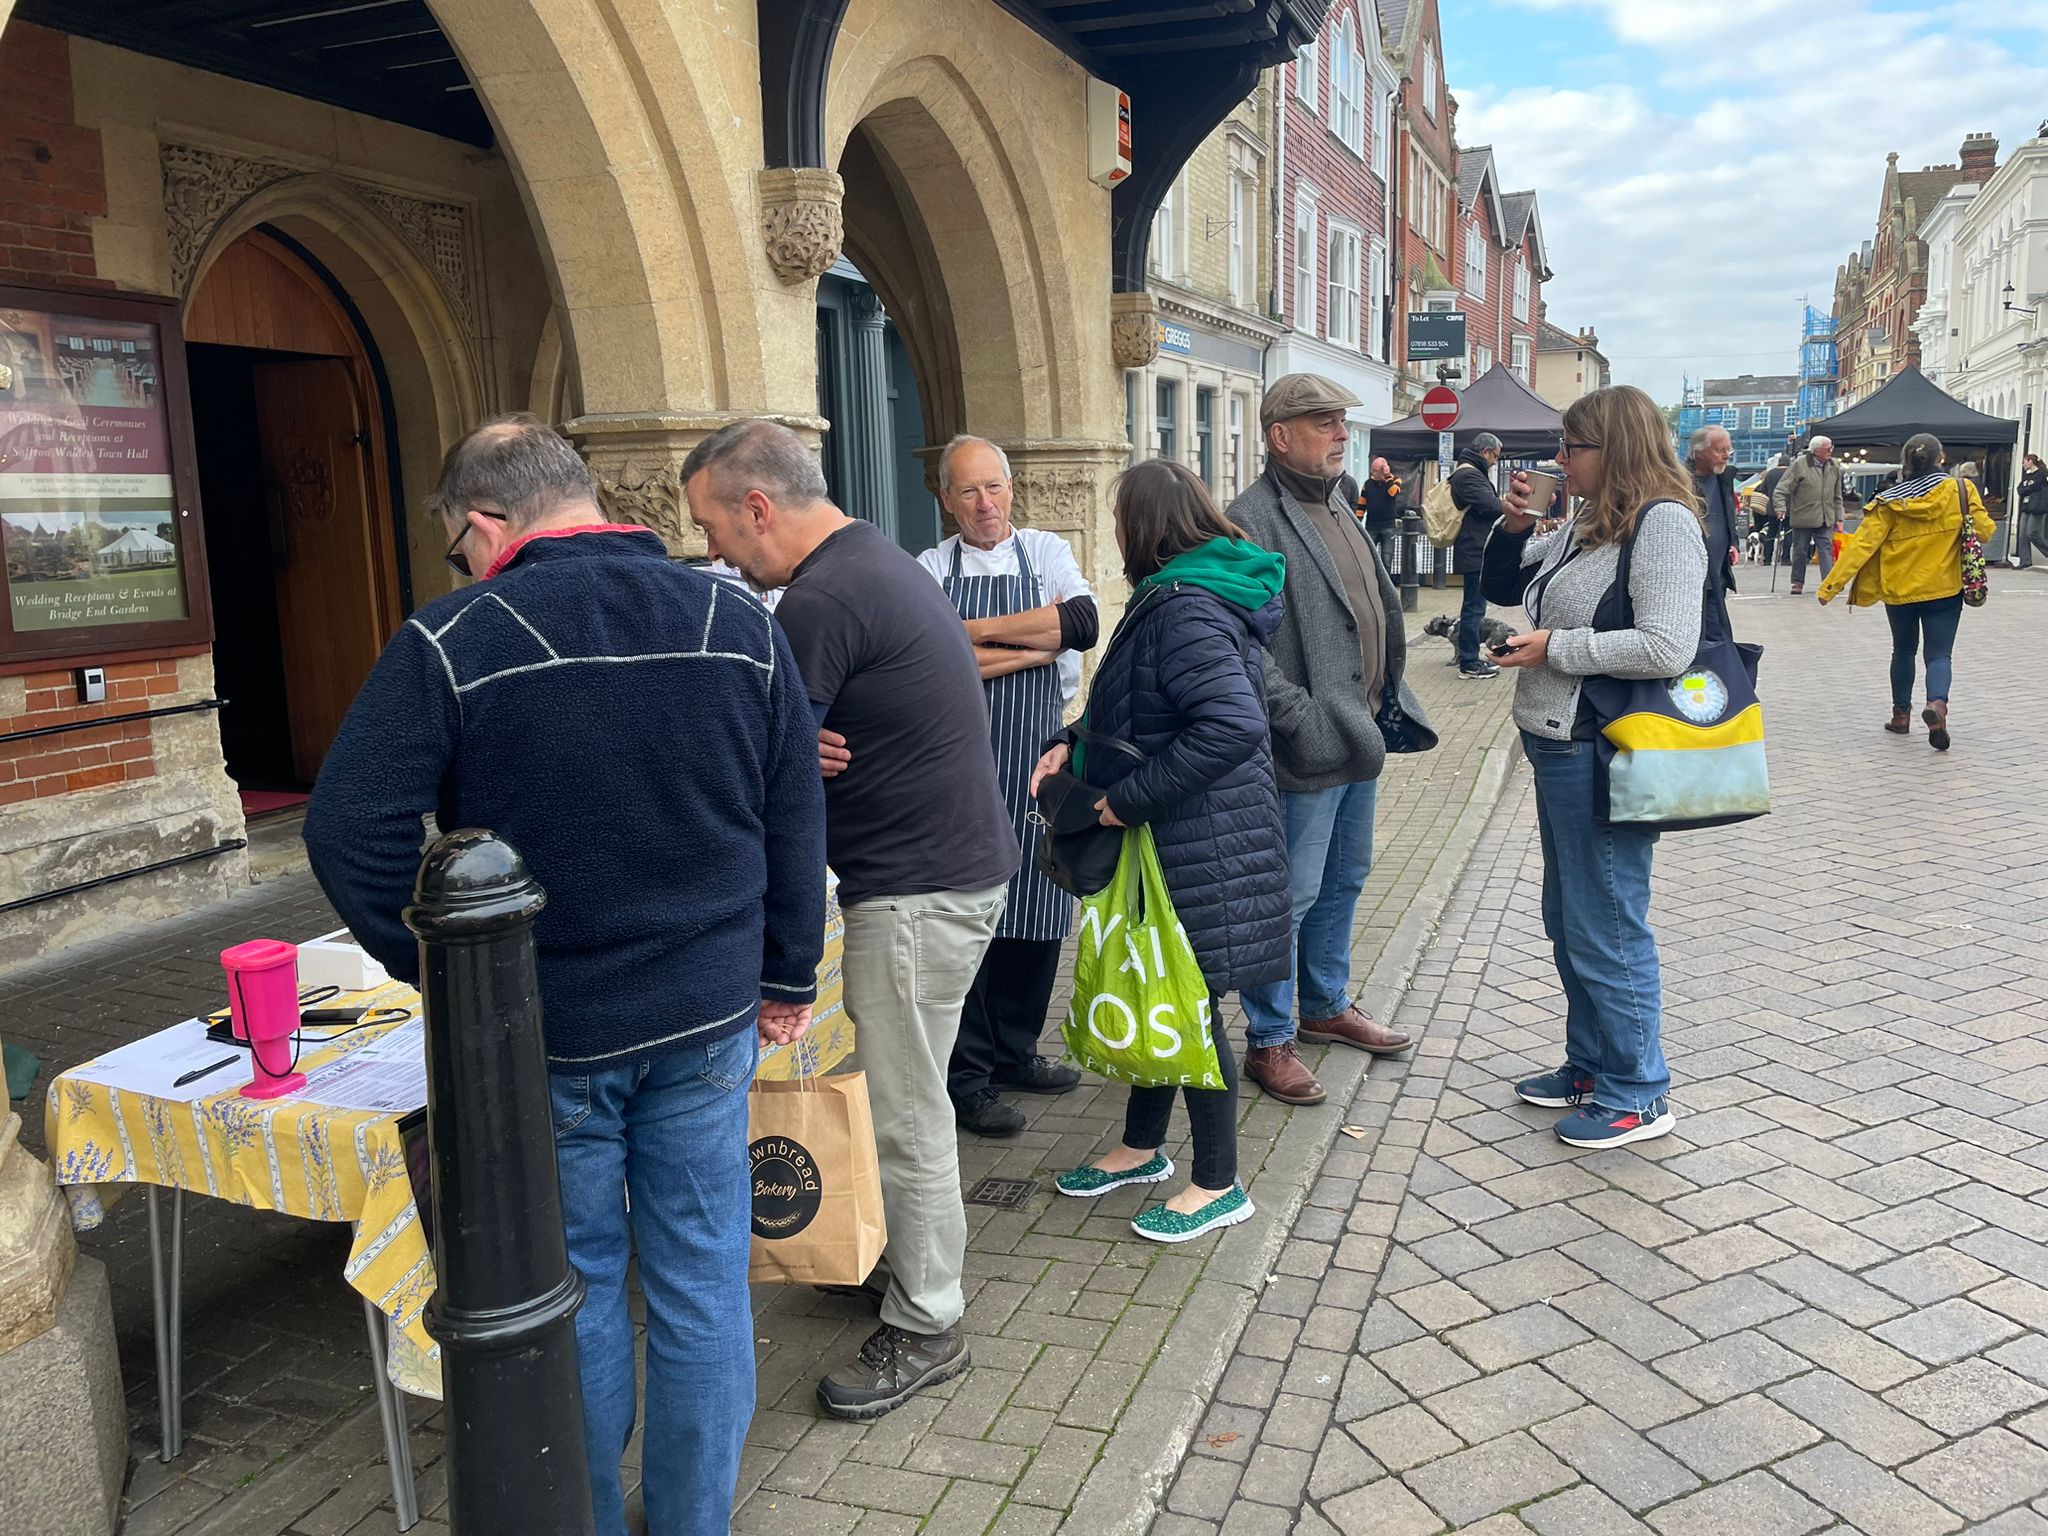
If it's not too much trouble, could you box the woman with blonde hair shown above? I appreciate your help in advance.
[1480,385,1707,1148]
[1818,432,1993,750]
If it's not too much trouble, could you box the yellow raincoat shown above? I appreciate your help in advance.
[1818,475,1994,607]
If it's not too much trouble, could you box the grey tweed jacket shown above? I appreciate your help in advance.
[1227,464,1432,793]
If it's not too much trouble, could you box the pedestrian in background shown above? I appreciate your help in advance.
[306,415,827,1536]
[1360,455,1403,568]
[681,420,1016,1423]
[1448,432,1507,679]
[1034,459,1289,1240]
[1686,423,1740,622]
[1818,432,1994,751]
[917,435,1095,1138]
[1227,373,1424,1109]
[1484,384,1707,1149]
[1773,435,1844,596]
[1756,452,1792,568]
[2018,452,2048,568]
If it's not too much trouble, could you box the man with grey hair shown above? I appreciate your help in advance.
[307,413,827,1535]
[1448,431,1507,678]
[683,419,1017,1422]
[1688,423,1740,618]
[914,435,1098,1137]
[1773,434,1844,595]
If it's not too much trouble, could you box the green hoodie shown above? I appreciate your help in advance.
[1134,535,1286,612]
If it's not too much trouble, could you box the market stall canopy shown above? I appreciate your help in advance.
[1819,365,2020,452]
[1370,364,1565,460]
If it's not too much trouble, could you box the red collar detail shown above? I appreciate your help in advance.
[483,523,650,580]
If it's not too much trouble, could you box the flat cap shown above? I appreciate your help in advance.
[1260,372,1363,431]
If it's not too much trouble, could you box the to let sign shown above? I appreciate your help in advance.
[1407,310,1468,362]
[1420,387,1461,432]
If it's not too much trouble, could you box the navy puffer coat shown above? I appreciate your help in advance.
[1071,583,1291,996]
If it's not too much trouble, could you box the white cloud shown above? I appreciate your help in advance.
[1453,4,2048,402]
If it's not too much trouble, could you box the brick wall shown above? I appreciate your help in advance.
[0,22,106,286]
[0,662,165,805]
[1391,0,1456,380]
[1279,0,1389,345]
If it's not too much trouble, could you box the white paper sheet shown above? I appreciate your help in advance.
[294,1019,428,1113]
[65,1019,251,1103]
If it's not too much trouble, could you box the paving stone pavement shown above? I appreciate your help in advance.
[1171,567,2048,1535]
[4,584,1515,1535]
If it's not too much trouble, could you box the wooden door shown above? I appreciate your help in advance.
[251,358,385,784]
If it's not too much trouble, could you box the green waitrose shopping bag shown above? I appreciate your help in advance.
[1061,827,1225,1090]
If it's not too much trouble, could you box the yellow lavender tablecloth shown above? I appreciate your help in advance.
[44,892,849,1399]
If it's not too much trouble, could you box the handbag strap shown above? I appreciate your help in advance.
[1071,723,1143,764]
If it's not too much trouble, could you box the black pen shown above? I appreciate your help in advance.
[173,1055,241,1089]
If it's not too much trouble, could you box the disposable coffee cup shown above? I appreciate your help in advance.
[1518,468,1560,512]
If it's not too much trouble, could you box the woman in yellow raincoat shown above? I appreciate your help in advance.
[1818,432,1993,751]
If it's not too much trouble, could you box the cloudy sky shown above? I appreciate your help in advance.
[1440,0,2048,404]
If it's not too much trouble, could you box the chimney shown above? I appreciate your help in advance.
[1538,299,1549,322]
[1582,327,1597,347]
[1959,132,1998,178]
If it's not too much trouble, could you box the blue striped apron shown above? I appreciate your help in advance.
[945,537,1072,942]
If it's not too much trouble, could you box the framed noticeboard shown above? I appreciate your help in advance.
[0,285,211,667]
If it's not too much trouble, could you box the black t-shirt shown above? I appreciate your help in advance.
[775,519,1019,906]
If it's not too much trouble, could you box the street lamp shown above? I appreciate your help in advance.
[2004,281,2039,318]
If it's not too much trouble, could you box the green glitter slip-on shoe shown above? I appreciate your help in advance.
[1130,1185,1254,1243]
[1054,1153,1174,1197]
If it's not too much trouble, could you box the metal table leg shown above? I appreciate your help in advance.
[146,1186,185,1462]
[362,1298,420,1531]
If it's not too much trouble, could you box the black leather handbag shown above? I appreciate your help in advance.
[1031,727,1144,897]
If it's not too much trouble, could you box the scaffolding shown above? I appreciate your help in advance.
[1797,305,1837,429]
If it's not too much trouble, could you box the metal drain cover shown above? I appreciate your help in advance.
[965,1177,1038,1210]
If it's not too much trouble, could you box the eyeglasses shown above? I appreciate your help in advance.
[444,509,508,578]
[1557,441,1602,460]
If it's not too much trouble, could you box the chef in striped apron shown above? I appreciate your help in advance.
[918,436,1101,1138]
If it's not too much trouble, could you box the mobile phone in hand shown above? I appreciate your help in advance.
[1488,637,1518,658]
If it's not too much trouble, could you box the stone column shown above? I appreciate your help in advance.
[0,1047,124,1533]
[845,288,897,535]
[1003,440,1133,708]
[565,410,831,557]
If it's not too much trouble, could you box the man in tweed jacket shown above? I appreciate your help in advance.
[1225,374,1431,1107]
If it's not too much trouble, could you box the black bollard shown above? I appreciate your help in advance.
[405,829,596,1536]
[1399,506,1421,613]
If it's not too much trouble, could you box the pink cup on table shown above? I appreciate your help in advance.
[220,939,307,1100]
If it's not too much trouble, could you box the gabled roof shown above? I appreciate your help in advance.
[1536,319,1595,354]
[1703,374,1799,400]
[1381,0,1410,48]
[1456,144,1508,244]
[1498,188,1551,275]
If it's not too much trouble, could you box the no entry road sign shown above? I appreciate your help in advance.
[1421,386,1461,432]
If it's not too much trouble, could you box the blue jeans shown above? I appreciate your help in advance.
[1522,732,1670,1112]
[1885,594,1962,711]
[1241,779,1378,1048]
[551,1029,758,1536]
[1457,569,1488,666]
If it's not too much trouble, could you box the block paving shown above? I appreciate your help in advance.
[1171,570,2048,1534]
[6,584,1516,1535]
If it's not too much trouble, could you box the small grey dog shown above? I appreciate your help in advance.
[1423,612,1513,649]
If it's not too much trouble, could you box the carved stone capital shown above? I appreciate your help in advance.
[759,167,845,287]
[1111,290,1162,371]
[565,410,829,554]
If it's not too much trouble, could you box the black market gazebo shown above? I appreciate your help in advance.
[1818,365,2020,456]
[1370,363,1565,461]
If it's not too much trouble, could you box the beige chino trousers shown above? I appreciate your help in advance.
[841,883,1006,1335]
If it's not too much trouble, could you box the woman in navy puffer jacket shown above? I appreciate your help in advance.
[1030,459,1291,1244]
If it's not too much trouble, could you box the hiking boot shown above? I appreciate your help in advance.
[1244,1042,1326,1105]
[954,1088,1025,1138]
[1299,1005,1412,1056]
[1459,660,1501,680]
[993,1056,1081,1095]
[817,1323,969,1421]
[1555,1099,1676,1149]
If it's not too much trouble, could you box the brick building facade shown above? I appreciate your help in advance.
[1382,0,1458,415]
[1452,146,1546,389]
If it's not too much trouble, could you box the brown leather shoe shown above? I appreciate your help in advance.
[1299,1004,1413,1056]
[1885,708,1911,735]
[1244,1042,1326,1105]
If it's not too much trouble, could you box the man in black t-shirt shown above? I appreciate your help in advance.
[683,420,1015,1425]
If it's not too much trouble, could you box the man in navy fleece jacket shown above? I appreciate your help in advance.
[304,415,825,1536]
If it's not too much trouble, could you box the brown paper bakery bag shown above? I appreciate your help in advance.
[747,1071,888,1285]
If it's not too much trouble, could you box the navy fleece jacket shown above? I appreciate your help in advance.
[305,527,827,1069]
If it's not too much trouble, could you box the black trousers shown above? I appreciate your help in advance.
[1124,1000,1239,1189]
[949,936,1062,1101]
